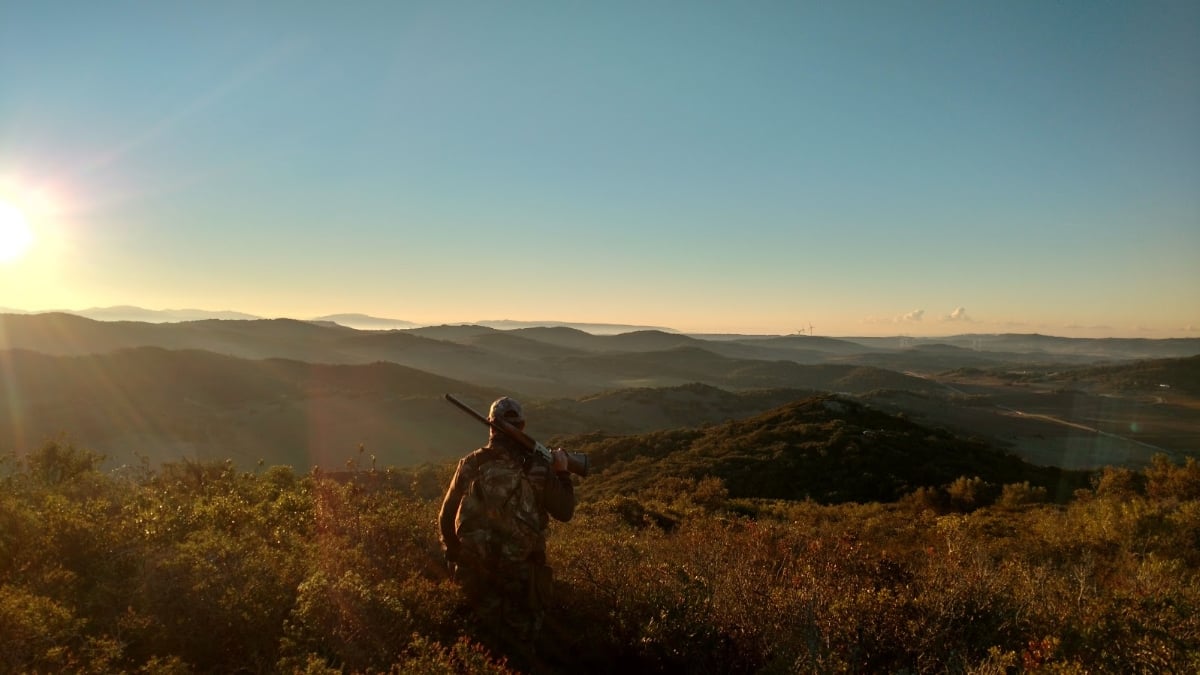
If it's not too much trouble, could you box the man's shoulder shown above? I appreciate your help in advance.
[461,446,508,470]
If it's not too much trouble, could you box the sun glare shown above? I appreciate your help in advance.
[0,199,35,263]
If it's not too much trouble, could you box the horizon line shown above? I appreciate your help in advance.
[2,306,1197,342]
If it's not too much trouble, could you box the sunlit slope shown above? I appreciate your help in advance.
[568,394,1088,504]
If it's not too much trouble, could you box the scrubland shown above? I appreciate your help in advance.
[2,440,1198,673]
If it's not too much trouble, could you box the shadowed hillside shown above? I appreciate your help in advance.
[847,333,1200,360]
[513,328,866,364]
[1044,354,1200,395]
[0,348,498,469]
[546,346,946,393]
[882,356,1200,469]
[528,383,823,436]
[564,394,1087,504]
[0,348,843,471]
[0,313,938,397]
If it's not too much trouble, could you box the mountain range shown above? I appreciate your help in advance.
[0,305,672,334]
[1,311,1196,473]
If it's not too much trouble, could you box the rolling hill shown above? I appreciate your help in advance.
[1,312,1195,472]
[567,394,1089,504]
[528,383,823,436]
[0,347,499,469]
[0,348,860,471]
[0,313,945,397]
[1055,355,1200,395]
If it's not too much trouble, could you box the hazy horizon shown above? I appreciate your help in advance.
[4,303,1199,341]
[2,3,1197,339]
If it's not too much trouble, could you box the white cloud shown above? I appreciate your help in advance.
[943,306,972,322]
[860,309,926,325]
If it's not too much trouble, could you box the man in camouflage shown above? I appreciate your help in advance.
[439,396,576,654]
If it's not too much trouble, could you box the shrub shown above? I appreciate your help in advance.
[946,476,1000,512]
[0,584,83,672]
[1093,466,1145,499]
[1145,455,1200,502]
[998,481,1048,508]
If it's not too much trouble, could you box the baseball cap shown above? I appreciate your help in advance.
[487,396,524,425]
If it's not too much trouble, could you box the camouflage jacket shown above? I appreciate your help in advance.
[439,437,575,565]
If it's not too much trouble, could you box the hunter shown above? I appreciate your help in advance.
[438,396,576,656]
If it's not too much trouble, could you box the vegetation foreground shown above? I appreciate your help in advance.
[2,441,1199,673]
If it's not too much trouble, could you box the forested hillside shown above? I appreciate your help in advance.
[563,394,1088,504]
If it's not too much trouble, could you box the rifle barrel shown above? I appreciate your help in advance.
[444,393,588,477]
[444,394,532,448]
[444,394,490,427]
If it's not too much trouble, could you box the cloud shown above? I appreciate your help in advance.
[860,309,925,325]
[943,306,972,322]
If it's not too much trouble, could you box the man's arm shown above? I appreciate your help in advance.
[541,468,575,523]
[438,457,472,556]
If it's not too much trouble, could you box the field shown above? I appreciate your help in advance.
[866,370,1200,469]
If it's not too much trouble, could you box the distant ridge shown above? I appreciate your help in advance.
[27,306,672,334]
[845,333,1200,359]
[74,306,263,322]
[311,313,419,330]
[476,319,677,335]
[5,309,1196,359]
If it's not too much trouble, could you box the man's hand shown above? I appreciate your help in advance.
[551,448,569,473]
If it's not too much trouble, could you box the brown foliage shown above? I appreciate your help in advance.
[0,441,1197,673]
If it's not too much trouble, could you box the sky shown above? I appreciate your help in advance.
[1,2,1197,337]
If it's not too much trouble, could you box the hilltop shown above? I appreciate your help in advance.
[562,394,1086,504]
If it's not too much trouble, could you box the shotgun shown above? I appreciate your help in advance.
[444,393,589,477]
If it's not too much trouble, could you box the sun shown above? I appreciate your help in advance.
[0,199,35,263]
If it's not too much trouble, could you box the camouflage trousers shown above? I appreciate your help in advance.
[454,555,553,646]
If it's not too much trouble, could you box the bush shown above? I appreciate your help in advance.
[945,476,1000,512]
[1146,455,1200,502]
[998,481,1048,508]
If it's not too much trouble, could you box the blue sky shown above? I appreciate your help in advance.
[1,1,1197,336]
